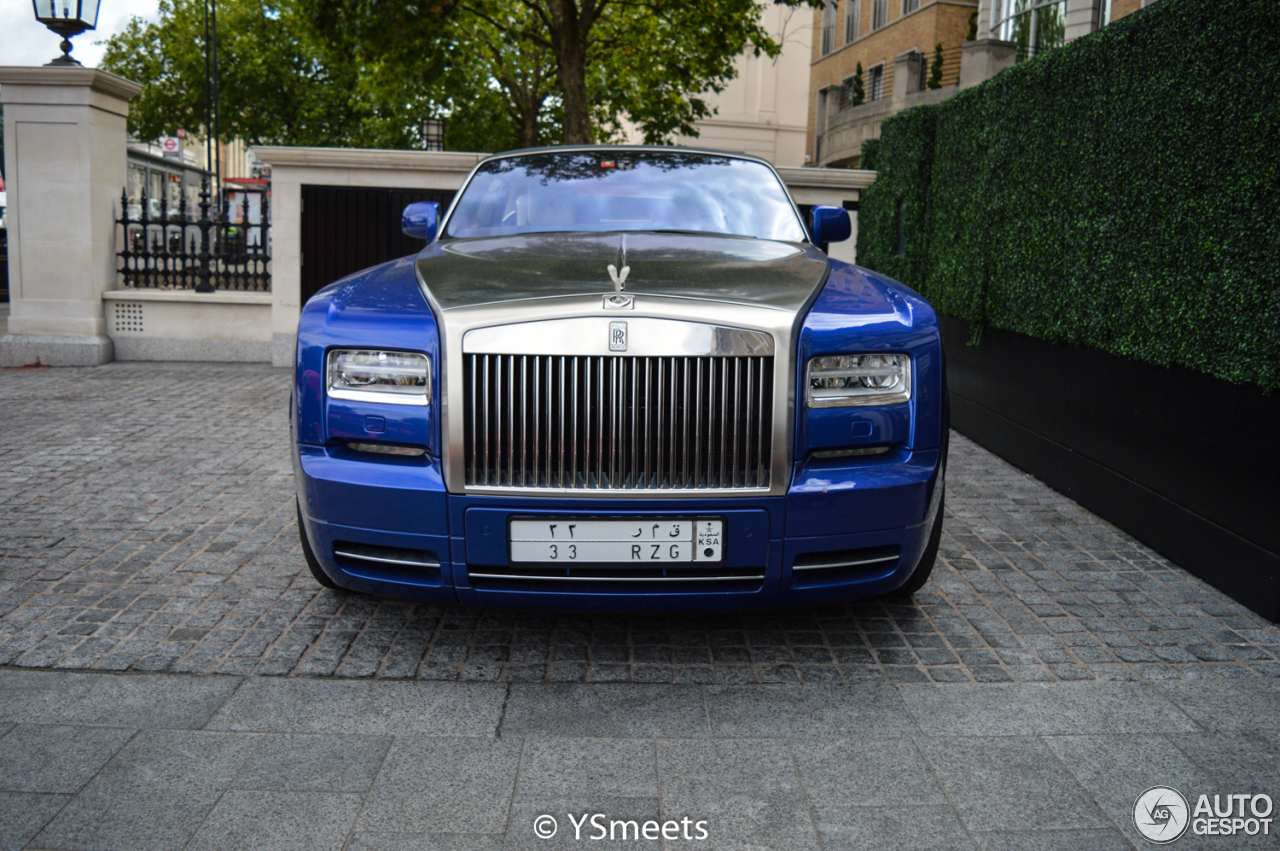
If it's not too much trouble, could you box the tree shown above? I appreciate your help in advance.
[310,0,823,145]
[107,0,823,150]
[852,62,865,106]
[100,0,420,147]
[928,42,944,89]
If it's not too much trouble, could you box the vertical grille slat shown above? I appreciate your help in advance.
[464,354,771,491]
[694,358,704,488]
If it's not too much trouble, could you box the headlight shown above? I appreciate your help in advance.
[806,353,911,407]
[327,350,430,406]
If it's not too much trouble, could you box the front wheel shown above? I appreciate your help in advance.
[297,500,339,590]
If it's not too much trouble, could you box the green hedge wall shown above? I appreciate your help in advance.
[857,0,1280,390]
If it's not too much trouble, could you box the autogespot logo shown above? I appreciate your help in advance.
[1135,786,1191,844]
[1133,786,1276,843]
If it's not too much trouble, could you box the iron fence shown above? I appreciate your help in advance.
[116,175,270,292]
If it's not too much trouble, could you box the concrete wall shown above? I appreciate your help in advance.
[102,289,272,362]
[252,147,488,366]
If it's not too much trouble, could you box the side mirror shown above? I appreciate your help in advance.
[402,201,441,242]
[810,205,852,247]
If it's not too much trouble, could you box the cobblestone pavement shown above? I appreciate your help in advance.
[1,363,1277,684]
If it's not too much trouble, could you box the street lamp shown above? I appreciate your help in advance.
[31,0,103,67]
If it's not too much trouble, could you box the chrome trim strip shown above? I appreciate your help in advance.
[327,387,429,407]
[463,485,773,496]
[467,573,766,583]
[464,318,774,357]
[791,555,899,573]
[333,547,441,568]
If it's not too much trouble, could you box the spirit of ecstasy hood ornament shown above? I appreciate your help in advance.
[605,234,633,309]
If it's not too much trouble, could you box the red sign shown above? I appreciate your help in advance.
[160,136,181,154]
[176,128,187,139]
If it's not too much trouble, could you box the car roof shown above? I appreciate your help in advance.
[484,144,768,167]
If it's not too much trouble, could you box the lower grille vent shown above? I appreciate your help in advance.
[333,542,441,582]
[791,546,900,588]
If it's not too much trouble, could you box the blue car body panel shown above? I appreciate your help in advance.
[293,243,946,611]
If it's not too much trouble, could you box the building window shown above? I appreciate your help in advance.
[839,74,855,109]
[993,0,1067,60]
[902,0,919,14]
[821,0,837,55]
[845,0,860,44]
[871,0,888,31]
[1098,0,1113,27]
[868,64,885,101]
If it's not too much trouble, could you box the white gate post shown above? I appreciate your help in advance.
[0,67,142,366]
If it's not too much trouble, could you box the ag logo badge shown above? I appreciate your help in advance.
[1134,786,1190,844]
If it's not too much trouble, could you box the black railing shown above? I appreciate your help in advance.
[116,175,270,292]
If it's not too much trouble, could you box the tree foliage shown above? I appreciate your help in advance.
[101,0,392,146]
[105,0,821,150]
[927,42,943,90]
[857,0,1280,390]
[308,0,813,146]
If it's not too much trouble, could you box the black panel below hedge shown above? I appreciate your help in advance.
[939,315,1280,623]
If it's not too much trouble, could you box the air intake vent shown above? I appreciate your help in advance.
[791,545,900,588]
[463,354,773,491]
[333,542,441,583]
[113,301,144,333]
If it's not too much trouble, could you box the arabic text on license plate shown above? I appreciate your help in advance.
[509,518,723,563]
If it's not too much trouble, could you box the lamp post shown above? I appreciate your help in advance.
[31,0,103,67]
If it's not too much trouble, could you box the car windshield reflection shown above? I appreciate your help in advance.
[444,150,807,243]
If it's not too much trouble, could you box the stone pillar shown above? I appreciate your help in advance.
[0,67,142,367]
[959,39,1018,89]
[892,52,917,103]
[1065,0,1101,42]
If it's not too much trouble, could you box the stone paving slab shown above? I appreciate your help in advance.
[0,671,1275,850]
[1,362,1277,686]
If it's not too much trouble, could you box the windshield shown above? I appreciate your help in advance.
[444,150,807,242]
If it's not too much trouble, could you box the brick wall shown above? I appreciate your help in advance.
[806,0,978,161]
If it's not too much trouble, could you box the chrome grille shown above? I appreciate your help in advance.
[464,354,773,490]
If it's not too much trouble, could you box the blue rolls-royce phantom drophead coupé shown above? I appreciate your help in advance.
[292,146,948,611]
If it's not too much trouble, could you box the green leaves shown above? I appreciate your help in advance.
[102,0,820,149]
[855,0,1280,391]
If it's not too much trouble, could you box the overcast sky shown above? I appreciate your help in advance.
[1,0,161,70]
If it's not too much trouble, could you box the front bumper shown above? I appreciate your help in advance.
[294,444,943,611]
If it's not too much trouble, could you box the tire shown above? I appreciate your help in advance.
[890,492,944,600]
[297,500,339,590]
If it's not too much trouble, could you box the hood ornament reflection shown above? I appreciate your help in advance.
[605,234,634,309]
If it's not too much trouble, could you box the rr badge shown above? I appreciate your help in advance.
[609,321,628,352]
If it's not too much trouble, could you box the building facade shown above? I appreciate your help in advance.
[808,0,1160,167]
[623,1,813,167]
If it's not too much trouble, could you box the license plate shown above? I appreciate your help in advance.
[509,517,724,564]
